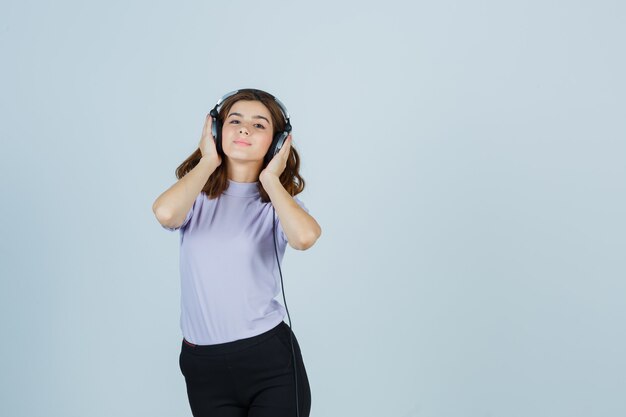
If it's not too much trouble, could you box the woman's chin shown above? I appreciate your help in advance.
[224,153,263,164]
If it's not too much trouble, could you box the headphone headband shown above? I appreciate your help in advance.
[213,88,290,126]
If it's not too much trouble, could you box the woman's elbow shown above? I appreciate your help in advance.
[292,227,321,251]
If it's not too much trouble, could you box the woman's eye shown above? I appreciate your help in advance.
[228,120,265,129]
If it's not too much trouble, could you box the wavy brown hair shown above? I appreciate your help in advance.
[173,89,305,203]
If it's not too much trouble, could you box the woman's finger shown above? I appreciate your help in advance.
[202,113,211,137]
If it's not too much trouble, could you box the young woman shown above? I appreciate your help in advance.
[152,88,321,417]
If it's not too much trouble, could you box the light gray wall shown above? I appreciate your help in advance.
[1,1,624,416]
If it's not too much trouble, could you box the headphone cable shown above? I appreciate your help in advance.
[272,205,300,417]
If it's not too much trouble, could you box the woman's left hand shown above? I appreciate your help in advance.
[260,134,292,181]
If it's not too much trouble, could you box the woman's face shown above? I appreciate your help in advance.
[221,100,274,164]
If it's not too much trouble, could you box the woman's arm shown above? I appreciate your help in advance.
[152,157,219,229]
[259,135,321,250]
[260,174,322,250]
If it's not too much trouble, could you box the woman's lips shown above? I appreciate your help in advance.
[234,140,251,146]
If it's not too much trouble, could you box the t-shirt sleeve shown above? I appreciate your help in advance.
[161,194,200,231]
[276,195,310,245]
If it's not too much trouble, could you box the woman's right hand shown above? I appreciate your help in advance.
[199,113,222,166]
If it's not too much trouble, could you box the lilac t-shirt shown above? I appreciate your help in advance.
[162,179,309,345]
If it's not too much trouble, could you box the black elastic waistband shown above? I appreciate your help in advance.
[181,321,290,356]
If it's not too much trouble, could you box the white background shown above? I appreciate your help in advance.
[1,1,625,416]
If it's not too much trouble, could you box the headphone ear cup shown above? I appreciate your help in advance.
[209,110,223,155]
[264,131,288,165]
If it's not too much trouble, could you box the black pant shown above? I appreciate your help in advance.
[179,321,311,417]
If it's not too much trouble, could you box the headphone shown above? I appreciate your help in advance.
[209,88,292,166]
[210,89,301,417]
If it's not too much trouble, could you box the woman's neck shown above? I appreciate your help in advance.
[226,159,262,183]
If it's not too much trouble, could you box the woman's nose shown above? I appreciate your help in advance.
[239,126,249,135]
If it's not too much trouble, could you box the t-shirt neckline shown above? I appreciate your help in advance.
[223,179,260,197]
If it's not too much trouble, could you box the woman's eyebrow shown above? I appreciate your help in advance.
[227,112,270,124]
